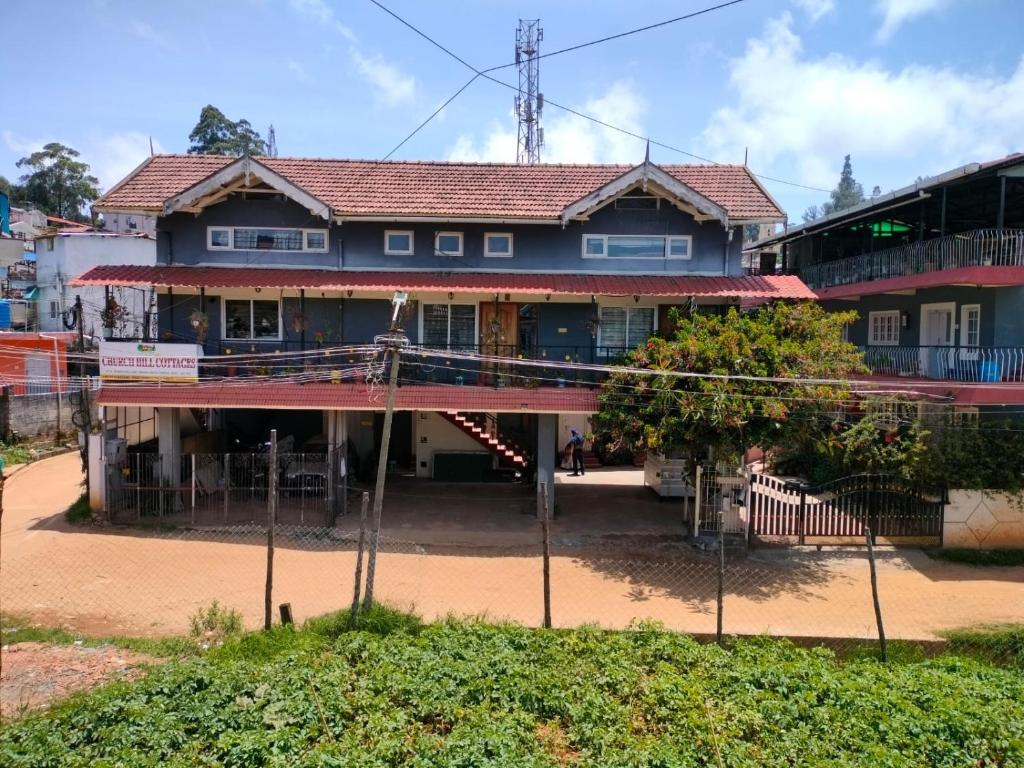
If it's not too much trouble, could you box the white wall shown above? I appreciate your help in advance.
[413,411,490,478]
[101,211,157,236]
[944,490,1024,549]
[35,233,156,336]
[557,413,592,451]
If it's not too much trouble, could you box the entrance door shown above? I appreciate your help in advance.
[479,301,519,384]
[920,303,954,378]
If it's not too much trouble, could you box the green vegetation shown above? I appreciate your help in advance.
[0,614,198,659]
[0,442,34,467]
[930,548,1024,567]
[943,624,1024,668]
[63,492,91,524]
[2,609,1023,766]
[189,601,244,644]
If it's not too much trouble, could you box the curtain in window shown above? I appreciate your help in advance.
[422,304,449,348]
[225,300,252,339]
[600,307,627,350]
[449,305,476,350]
[627,307,655,347]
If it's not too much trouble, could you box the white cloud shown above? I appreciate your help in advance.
[129,20,176,52]
[874,0,950,42]
[792,0,835,22]
[287,60,310,82]
[446,81,648,164]
[350,49,416,107]
[699,14,1024,197]
[3,129,164,191]
[288,0,356,42]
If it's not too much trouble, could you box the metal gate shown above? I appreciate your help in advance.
[694,464,748,540]
[749,473,945,545]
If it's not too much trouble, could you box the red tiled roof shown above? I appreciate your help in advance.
[71,265,815,299]
[816,266,1024,300]
[96,382,599,413]
[93,155,784,220]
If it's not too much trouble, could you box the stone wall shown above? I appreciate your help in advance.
[0,389,74,439]
[944,490,1024,549]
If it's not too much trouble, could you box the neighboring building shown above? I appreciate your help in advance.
[751,153,1024,414]
[76,153,809,518]
[0,331,74,395]
[34,231,156,337]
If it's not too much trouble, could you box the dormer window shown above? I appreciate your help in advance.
[484,233,513,258]
[435,232,463,258]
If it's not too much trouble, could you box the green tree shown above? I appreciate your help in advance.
[15,143,100,221]
[802,155,867,222]
[592,302,865,466]
[188,105,268,156]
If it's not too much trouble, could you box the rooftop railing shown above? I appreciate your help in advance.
[801,228,1024,291]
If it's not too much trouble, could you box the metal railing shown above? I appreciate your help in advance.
[861,345,1024,382]
[801,228,1024,290]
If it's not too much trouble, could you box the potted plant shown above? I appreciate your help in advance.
[100,296,123,339]
[291,311,307,334]
[190,308,209,344]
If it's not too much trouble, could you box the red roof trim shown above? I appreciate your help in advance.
[96,382,599,413]
[815,266,1024,300]
[71,265,815,299]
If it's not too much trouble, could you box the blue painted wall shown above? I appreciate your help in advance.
[157,195,743,275]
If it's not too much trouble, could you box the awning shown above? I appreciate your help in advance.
[97,382,599,414]
[71,265,816,300]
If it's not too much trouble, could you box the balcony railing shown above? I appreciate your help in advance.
[801,228,1024,291]
[861,345,1024,383]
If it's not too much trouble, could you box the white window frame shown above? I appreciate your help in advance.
[205,226,329,253]
[384,229,415,256]
[596,303,658,356]
[435,231,464,258]
[952,406,980,426]
[418,301,478,349]
[868,310,901,346]
[483,232,514,258]
[220,298,283,341]
[960,304,981,348]
[580,234,693,260]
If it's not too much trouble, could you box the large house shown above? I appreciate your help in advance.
[752,154,1024,417]
[76,153,809,520]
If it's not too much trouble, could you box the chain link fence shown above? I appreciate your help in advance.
[3,506,1021,664]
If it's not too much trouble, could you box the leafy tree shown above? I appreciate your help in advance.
[15,143,100,221]
[188,105,268,156]
[592,302,865,466]
[871,185,882,198]
[801,155,867,222]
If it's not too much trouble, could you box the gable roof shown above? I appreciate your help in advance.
[93,155,785,222]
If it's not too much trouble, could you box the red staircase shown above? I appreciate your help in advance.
[439,412,530,468]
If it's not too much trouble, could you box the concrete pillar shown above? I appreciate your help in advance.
[536,413,557,518]
[158,407,181,483]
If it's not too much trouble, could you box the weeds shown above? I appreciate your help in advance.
[63,492,91,525]
[188,601,243,646]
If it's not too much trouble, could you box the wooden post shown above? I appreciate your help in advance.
[348,492,370,629]
[541,482,552,629]
[362,344,401,609]
[716,500,725,646]
[865,526,888,662]
[265,429,278,630]
[279,603,294,626]
[223,453,230,523]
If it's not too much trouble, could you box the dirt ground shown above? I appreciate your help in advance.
[1,453,1022,640]
[0,642,153,719]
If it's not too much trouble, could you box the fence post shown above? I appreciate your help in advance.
[716,500,725,646]
[348,492,370,629]
[865,525,888,662]
[541,482,552,629]
[190,453,197,525]
[694,463,703,538]
[265,430,277,631]
[223,453,230,523]
[798,486,807,546]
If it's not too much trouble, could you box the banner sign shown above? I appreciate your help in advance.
[99,342,201,383]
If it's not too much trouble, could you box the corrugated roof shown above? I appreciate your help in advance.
[96,382,599,413]
[815,265,1024,300]
[93,155,785,221]
[71,265,815,299]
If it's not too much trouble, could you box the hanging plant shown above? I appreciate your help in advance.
[190,308,209,343]
[291,311,307,333]
[100,296,123,329]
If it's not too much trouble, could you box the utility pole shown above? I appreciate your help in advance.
[362,292,408,608]
[74,295,91,496]
[515,19,543,164]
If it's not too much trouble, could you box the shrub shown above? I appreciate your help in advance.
[188,601,243,645]
[64,492,92,524]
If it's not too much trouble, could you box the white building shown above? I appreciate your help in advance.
[34,231,156,336]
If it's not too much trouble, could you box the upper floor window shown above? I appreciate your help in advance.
[223,299,281,340]
[421,303,476,350]
[598,306,655,355]
[868,310,900,346]
[435,232,463,258]
[207,226,328,253]
[960,304,980,347]
[484,233,513,258]
[582,234,691,260]
[385,230,414,255]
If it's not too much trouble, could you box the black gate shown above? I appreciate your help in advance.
[749,473,945,545]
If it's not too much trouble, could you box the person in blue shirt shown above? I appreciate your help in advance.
[567,428,585,477]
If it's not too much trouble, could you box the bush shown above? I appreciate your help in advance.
[64,492,92,524]
[188,601,243,645]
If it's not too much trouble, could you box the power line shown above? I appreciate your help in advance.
[365,0,830,194]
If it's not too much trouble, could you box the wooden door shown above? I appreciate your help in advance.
[479,302,519,383]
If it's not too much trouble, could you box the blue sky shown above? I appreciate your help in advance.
[2,0,1021,218]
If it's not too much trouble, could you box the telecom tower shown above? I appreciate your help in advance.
[514,19,543,164]
[267,124,278,157]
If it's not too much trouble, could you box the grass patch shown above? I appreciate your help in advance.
[1,613,203,659]
[2,610,1023,766]
[0,442,33,467]
[942,624,1024,668]
[930,548,1024,566]
[63,492,91,525]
